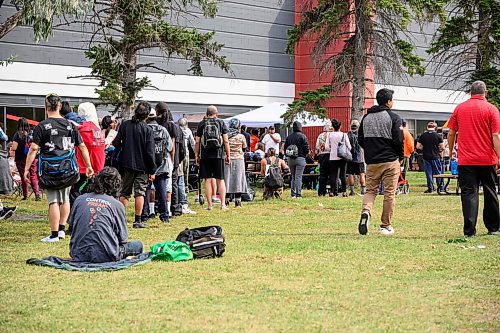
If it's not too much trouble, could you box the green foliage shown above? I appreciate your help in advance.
[282,85,331,127]
[0,55,16,66]
[394,40,426,76]
[12,0,92,42]
[286,0,444,122]
[428,0,500,107]
[82,0,230,115]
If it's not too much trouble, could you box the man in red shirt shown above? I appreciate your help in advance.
[448,81,500,237]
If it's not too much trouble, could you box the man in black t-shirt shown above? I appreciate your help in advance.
[25,93,94,243]
[195,106,230,210]
[417,122,445,193]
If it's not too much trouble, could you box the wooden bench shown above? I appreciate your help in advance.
[433,174,459,195]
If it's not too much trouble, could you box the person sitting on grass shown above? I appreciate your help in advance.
[68,167,143,263]
[261,147,288,199]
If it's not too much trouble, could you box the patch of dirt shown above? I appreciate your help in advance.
[10,213,45,221]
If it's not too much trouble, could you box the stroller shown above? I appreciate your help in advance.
[396,167,410,195]
[188,161,205,205]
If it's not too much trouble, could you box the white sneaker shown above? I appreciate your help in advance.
[181,205,197,215]
[41,236,59,243]
[58,230,66,239]
[379,226,395,235]
[220,205,229,211]
[212,197,221,204]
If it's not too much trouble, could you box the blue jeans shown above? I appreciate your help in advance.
[424,159,443,191]
[142,173,169,220]
[119,240,144,259]
[178,175,188,205]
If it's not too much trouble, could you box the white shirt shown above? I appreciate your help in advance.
[261,133,281,152]
[326,131,351,161]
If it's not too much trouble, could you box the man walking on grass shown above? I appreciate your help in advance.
[417,122,444,193]
[357,88,404,236]
[195,105,230,211]
[25,93,94,242]
[447,81,500,237]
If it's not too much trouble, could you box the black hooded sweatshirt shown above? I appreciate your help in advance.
[284,121,310,158]
[358,105,404,164]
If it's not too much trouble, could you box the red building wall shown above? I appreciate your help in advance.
[294,0,374,145]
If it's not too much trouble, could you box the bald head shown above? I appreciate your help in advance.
[206,105,218,117]
[470,81,487,96]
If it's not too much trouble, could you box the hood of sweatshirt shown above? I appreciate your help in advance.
[293,121,302,132]
[367,105,390,114]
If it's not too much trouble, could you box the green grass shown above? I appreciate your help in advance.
[0,172,499,332]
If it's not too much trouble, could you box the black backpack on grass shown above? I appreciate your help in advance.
[176,226,225,259]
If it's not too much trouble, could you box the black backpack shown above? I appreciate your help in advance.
[176,226,225,259]
[348,131,362,163]
[285,144,299,159]
[201,118,222,149]
[264,157,284,188]
[149,124,167,168]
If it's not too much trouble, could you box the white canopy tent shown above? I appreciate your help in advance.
[228,102,326,127]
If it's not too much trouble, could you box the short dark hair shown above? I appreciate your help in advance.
[241,125,247,131]
[89,167,122,198]
[331,119,341,131]
[60,101,72,116]
[251,129,259,135]
[101,115,113,130]
[376,88,394,106]
[133,101,151,122]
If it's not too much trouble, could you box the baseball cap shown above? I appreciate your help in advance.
[350,120,360,130]
[148,109,157,118]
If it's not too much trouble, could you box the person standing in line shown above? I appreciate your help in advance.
[112,102,156,229]
[417,122,444,193]
[177,118,196,215]
[325,119,351,197]
[402,119,414,180]
[195,105,230,211]
[10,118,41,201]
[347,120,366,196]
[0,123,17,220]
[155,102,183,217]
[447,81,500,237]
[357,88,404,236]
[224,119,248,207]
[283,121,310,199]
[25,93,94,242]
[60,101,85,125]
[141,109,172,223]
[261,125,281,154]
[315,121,332,196]
[240,125,251,152]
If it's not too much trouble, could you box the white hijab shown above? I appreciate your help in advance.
[77,102,99,128]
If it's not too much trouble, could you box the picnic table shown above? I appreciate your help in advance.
[434,174,460,195]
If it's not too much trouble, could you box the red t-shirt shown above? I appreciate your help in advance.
[250,135,260,152]
[76,122,106,174]
[448,95,500,165]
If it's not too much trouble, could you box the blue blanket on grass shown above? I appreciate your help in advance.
[26,252,152,272]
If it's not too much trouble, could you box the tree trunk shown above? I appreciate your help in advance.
[0,11,21,39]
[351,0,371,122]
[475,6,490,70]
[121,47,137,119]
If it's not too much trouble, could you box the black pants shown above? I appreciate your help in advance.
[330,160,347,195]
[318,154,330,196]
[458,165,500,236]
[170,166,182,216]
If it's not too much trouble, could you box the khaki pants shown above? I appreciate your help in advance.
[362,160,400,227]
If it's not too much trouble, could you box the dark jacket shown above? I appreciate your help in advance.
[284,121,310,158]
[112,119,156,174]
[358,105,404,164]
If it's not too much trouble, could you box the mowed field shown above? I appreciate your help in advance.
[0,172,498,332]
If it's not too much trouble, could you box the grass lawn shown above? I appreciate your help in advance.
[0,172,498,332]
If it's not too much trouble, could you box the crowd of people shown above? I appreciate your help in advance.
[0,81,497,263]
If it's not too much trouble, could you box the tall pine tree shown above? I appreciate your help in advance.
[285,0,444,124]
[427,0,500,107]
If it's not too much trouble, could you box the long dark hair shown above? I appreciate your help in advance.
[17,118,30,140]
[155,102,172,125]
[88,167,122,198]
[132,101,150,123]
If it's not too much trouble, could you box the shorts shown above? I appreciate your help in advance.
[346,162,365,175]
[120,168,149,199]
[46,187,71,204]
[166,175,172,193]
[199,158,224,180]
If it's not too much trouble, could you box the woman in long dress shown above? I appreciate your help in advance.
[224,119,248,207]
